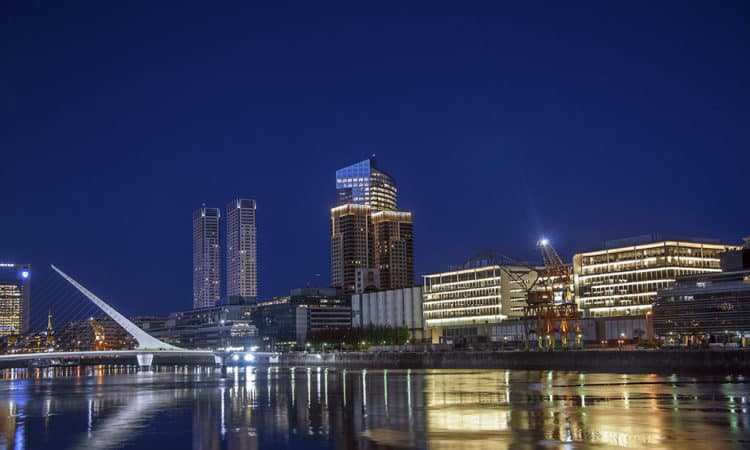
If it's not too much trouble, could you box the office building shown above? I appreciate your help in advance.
[0,263,30,336]
[573,235,740,318]
[352,286,424,339]
[193,207,221,309]
[146,301,258,350]
[330,204,374,293]
[335,156,397,211]
[372,211,414,290]
[331,157,415,293]
[256,287,350,350]
[226,198,258,300]
[653,269,750,346]
[422,265,536,342]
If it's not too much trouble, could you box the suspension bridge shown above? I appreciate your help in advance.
[0,265,274,371]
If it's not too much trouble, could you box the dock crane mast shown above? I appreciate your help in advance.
[524,239,580,349]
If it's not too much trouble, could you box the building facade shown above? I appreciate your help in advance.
[330,204,374,293]
[354,267,381,293]
[423,265,536,342]
[226,198,257,300]
[193,207,221,309]
[372,211,414,290]
[0,263,30,336]
[573,238,740,318]
[653,270,750,346]
[351,286,424,339]
[148,302,258,350]
[331,157,415,293]
[256,288,351,350]
[335,156,397,211]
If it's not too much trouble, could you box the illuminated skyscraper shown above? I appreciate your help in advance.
[226,198,257,300]
[330,204,374,293]
[331,157,415,293]
[0,263,30,336]
[336,156,397,211]
[372,211,414,290]
[193,207,220,309]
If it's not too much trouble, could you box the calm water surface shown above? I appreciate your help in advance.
[0,366,748,449]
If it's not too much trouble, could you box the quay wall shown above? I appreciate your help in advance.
[277,350,750,374]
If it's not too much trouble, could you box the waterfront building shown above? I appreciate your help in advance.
[351,286,424,339]
[372,211,414,290]
[330,204,374,293]
[226,198,258,300]
[572,235,740,318]
[335,156,397,211]
[148,301,258,350]
[289,287,348,307]
[422,265,536,343]
[0,263,30,336]
[193,207,221,309]
[653,269,750,346]
[256,287,351,350]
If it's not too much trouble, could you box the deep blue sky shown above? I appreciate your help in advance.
[2,1,748,322]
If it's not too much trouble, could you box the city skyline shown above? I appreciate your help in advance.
[3,4,750,450]
[2,2,748,317]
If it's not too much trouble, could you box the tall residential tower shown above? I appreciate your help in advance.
[226,199,258,300]
[193,207,221,309]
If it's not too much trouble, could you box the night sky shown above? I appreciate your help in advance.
[2,2,748,322]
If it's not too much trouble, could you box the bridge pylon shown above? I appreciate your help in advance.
[51,265,180,351]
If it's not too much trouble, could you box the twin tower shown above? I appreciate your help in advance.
[193,199,257,309]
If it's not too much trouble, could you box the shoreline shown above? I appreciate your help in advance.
[277,349,750,374]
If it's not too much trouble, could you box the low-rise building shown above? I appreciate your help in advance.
[351,286,424,339]
[653,269,750,346]
[422,265,536,343]
[573,235,739,318]
[148,301,258,350]
[256,288,351,350]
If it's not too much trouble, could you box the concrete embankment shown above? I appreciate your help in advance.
[278,350,750,374]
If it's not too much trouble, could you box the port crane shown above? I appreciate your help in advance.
[464,239,580,350]
[524,239,580,349]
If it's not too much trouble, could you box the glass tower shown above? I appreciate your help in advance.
[336,156,397,211]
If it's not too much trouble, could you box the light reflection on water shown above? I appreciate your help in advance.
[0,366,747,449]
